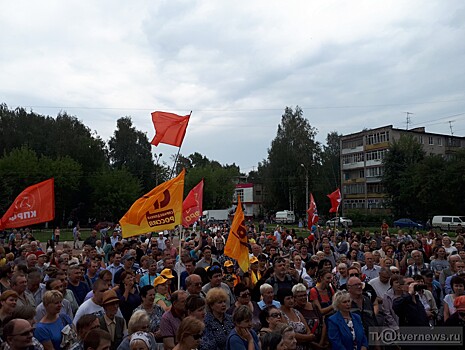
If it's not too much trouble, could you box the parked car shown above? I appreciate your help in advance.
[432,215,465,231]
[393,218,424,229]
[325,217,353,227]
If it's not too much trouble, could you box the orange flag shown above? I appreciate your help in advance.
[120,169,185,238]
[151,111,190,147]
[182,179,204,227]
[0,178,55,230]
[224,196,249,272]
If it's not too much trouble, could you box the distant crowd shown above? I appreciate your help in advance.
[0,220,465,350]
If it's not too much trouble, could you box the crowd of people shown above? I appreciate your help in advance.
[0,220,465,350]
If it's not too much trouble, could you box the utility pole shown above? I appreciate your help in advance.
[301,164,309,211]
[449,121,454,136]
[154,153,163,186]
[405,112,413,130]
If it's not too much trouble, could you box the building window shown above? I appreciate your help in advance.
[235,189,244,202]
[342,152,364,164]
[438,138,443,146]
[359,170,364,178]
[366,131,390,145]
[366,167,384,178]
[342,138,363,149]
[255,190,261,196]
[419,136,424,144]
[429,137,434,145]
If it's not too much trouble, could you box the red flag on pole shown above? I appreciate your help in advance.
[0,178,55,230]
[182,179,204,227]
[307,193,319,229]
[327,188,341,213]
[151,111,190,147]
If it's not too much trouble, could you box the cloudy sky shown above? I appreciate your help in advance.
[1,0,465,173]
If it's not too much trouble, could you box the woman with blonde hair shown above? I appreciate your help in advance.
[34,290,73,350]
[173,316,205,350]
[327,290,368,350]
[200,288,234,350]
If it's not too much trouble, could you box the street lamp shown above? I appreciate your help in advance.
[155,153,162,185]
[301,164,309,210]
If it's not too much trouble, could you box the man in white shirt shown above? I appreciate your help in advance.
[157,232,167,251]
[368,267,392,299]
[73,279,108,325]
[361,252,381,280]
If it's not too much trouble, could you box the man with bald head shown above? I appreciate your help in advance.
[186,274,203,295]
[2,319,36,350]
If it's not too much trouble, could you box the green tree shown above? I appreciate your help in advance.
[89,168,142,221]
[383,135,425,217]
[260,106,320,212]
[108,117,156,192]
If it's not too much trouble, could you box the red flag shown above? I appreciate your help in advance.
[0,178,55,230]
[151,111,190,147]
[307,193,319,229]
[182,179,204,227]
[327,188,341,213]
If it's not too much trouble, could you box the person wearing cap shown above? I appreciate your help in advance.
[113,254,136,286]
[223,260,240,287]
[98,289,127,350]
[196,246,219,269]
[160,260,178,293]
[153,275,171,311]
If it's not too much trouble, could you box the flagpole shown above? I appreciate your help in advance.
[178,225,183,290]
[169,111,192,179]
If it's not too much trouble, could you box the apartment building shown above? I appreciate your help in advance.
[340,125,465,212]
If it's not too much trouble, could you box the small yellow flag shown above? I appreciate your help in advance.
[224,196,250,272]
[120,169,185,238]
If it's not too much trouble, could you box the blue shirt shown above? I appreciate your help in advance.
[257,300,281,310]
[35,314,72,350]
[226,328,259,350]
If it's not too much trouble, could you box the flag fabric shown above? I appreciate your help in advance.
[0,178,55,230]
[150,111,190,147]
[120,169,185,238]
[307,193,319,229]
[182,179,204,227]
[224,196,249,272]
[327,188,341,213]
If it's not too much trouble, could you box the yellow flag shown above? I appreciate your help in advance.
[120,169,185,238]
[224,196,249,272]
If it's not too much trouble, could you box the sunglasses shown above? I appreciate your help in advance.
[240,292,251,298]
[391,271,400,274]
[269,312,283,318]
[349,273,360,277]
[192,333,204,340]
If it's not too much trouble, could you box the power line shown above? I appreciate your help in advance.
[20,96,465,112]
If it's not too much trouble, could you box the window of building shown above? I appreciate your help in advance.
[342,138,363,149]
[366,167,384,178]
[438,138,443,146]
[419,135,424,144]
[235,189,244,202]
[428,137,434,145]
[366,131,390,145]
[359,170,364,178]
[255,190,261,196]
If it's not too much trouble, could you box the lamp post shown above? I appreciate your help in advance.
[154,153,162,186]
[301,164,309,210]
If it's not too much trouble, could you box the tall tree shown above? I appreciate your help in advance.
[108,117,156,192]
[260,106,320,212]
[89,168,142,221]
[383,135,425,217]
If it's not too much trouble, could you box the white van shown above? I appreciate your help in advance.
[275,210,296,224]
[432,215,465,231]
